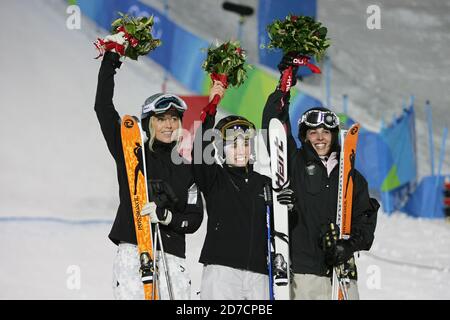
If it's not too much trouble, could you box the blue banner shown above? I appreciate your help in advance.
[379,105,417,191]
[77,0,209,93]
[401,176,446,218]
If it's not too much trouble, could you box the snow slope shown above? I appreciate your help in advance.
[0,0,449,299]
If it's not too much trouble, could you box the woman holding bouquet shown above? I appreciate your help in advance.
[191,41,284,299]
[261,16,379,300]
[192,79,272,300]
[94,19,203,300]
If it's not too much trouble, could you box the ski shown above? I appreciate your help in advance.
[332,123,360,300]
[263,183,274,300]
[121,115,158,300]
[268,118,291,300]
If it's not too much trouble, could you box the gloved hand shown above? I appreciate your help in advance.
[102,51,122,69]
[321,223,358,266]
[277,52,321,92]
[325,239,357,266]
[276,187,296,211]
[148,179,179,210]
[277,52,301,91]
[278,52,301,74]
[141,202,172,225]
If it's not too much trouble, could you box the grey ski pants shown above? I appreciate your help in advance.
[291,273,359,300]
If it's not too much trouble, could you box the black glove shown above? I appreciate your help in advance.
[321,223,358,266]
[148,179,179,210]
[325,239,357,266]
[277,51,301,89]
[103,51,122,69]
[278,52,300,73]
[276,187,296,211]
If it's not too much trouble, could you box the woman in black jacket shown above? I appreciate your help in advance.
[262,54,379,300]
[192,81,273,300]
[95,50,203,300]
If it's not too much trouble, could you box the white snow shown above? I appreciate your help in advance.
[2,211,449,299]
[0,0,449,300]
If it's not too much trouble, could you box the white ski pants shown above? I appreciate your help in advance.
[200,264,269,300]
[291,273,359,300]
[112,242,191,300]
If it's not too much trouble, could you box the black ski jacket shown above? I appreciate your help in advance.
[94,52,203,258]
[262,89,379,277]
[191,113,271,275]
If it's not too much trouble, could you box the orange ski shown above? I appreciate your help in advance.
[342,124,360,237]
[332,123,360,300]
[121,115,158,300]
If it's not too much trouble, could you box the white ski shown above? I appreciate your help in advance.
[268,118,291,300]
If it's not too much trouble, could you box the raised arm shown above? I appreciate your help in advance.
[261,53,302,159]
[191,81,225,194]
[94,51,123,159]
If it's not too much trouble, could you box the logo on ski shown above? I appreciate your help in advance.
[350,126,359,135]
[124,118,135,128]
[344,149,356,198]
[134,195,143,231]
[133,142,144,195]
[274,137,287,189]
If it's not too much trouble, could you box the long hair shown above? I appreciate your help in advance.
[147,116,183,152]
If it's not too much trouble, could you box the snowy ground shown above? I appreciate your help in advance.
[0,0,449,299]
[1,212,449,299]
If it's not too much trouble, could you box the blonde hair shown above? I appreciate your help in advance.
[147,116,183,152]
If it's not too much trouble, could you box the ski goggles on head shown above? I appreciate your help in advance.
[298,109,340,129]
[220,119,256,142]
[141,94,188,119]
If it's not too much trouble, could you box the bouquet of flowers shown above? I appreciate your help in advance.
[201,40,251,88]
[265,14,330,61]
[94,12,161,60]
[200,41,251,121]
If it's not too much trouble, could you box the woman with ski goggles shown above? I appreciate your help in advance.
[141,94,188,118]
[95,50,203,300]
[261,52,379,300]
[299,109,340,129]
[191,80,273,300]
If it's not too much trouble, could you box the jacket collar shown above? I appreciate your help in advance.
[301,142,340,169]
[151,139,176,153]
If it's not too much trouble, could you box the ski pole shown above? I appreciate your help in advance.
[152,225,158,300]
[155,221,174,300]
[264,183,274,300]
[334,265,350,300]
